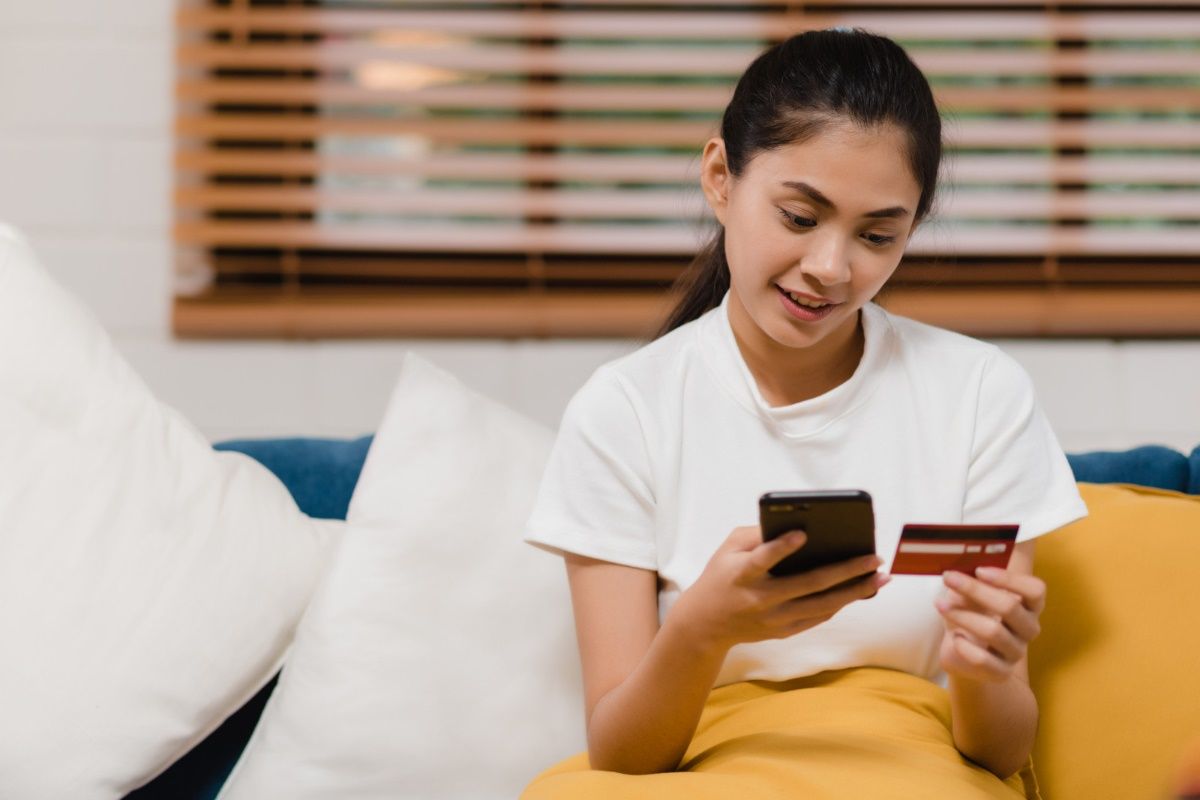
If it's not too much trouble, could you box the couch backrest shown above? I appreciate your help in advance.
[214,436,374,519]
[1067,445,1194,493]
[127,439,1200,800]
[215,438,1200,522]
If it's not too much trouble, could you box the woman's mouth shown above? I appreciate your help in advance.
[776,285,840,322]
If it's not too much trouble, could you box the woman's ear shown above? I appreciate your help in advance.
[699,138,732,226]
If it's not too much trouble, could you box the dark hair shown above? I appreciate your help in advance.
[657,28,942,337]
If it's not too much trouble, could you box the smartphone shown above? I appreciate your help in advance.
[758,490,876,577]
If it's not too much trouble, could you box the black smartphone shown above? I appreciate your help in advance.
[758,490,876,577]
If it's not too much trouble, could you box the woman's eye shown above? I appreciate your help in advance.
[863,232,896,247]
[778,209,815,229]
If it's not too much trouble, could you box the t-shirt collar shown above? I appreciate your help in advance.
[697,291,894,439]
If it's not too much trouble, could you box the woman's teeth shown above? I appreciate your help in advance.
[787,291,829,309]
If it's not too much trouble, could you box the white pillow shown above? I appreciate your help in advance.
[218,353,585,800]
[0,224,338,798]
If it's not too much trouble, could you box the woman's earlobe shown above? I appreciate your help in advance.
[703,171,731,226]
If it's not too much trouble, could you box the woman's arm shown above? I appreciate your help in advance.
[937,540,1044,779]
[565,554,728,775]
[567,526,887,775]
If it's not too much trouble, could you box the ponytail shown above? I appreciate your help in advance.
[655,229,730,338]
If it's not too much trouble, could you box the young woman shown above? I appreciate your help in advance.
[523,29,1085,799]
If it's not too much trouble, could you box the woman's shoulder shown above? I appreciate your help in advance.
[873,303,1010,368]
[872,304,1035,401]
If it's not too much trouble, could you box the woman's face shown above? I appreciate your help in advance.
[701,121,923,353]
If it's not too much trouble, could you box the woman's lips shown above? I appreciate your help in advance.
[775,285,840,322]
[777,285,834,305]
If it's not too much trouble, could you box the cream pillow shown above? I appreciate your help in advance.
[218,354,585,800]
[0,224,337,798]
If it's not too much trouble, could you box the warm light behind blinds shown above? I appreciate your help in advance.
[174,1,1200,337]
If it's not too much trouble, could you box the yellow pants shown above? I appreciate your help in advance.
[522,667,1038,800]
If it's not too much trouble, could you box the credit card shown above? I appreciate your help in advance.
[889,524,1019,576]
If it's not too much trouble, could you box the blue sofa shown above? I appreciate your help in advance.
[124,438,1200,800]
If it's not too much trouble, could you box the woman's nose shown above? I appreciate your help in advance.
[799,233,851,286]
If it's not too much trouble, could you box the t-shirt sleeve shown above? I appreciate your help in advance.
[963,350,1088,543]
[524,368,658,570]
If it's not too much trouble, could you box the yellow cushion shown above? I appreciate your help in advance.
[1030,483,1200,800]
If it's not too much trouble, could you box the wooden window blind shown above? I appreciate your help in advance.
[174,1,1200,338]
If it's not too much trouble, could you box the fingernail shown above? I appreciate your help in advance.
[977,566,1004,580]
[943,571,966,587]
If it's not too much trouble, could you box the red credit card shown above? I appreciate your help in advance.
[890,524,1019,576]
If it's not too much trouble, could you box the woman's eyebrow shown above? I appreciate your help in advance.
[780,180,910,219]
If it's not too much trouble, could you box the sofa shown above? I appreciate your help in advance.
[5,218,1193,799]
[120,438,1200,800]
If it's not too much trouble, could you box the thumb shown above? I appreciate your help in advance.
[718,525,764,554]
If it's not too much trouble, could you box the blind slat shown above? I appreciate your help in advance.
[178,80,1197,114]
[176,150,701,182]
[176,220,1200,257]
[173,286,1200,340]
[178,42,1200,79]
[177,115,1200,149]
[177,185,1200,221]
[177,150,1200,185]
[177,8,1200,40]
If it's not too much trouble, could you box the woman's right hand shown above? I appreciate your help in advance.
[670,526,890,652]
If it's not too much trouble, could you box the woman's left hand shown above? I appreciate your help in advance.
[935,566,1046,683]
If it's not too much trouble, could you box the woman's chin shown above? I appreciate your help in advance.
[767,308,843,347]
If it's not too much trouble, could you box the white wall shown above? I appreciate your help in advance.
[1,3,1197,455]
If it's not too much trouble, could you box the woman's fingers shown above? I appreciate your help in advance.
[721,525,773,555]
[935,603,1025,662]
[746,528,809,576]
[766,552,883,599]
[942,571,1042,637]
[943,586,1042,644]
[743,528,883,592]
[975,566,1047,615]
[946,567,1045,618]
[773,569,890,626]
[944,632,1010,683]
[712,527,892,641]
[939,573,1043,644]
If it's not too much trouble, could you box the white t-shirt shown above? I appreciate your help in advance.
[525,295,1087,688]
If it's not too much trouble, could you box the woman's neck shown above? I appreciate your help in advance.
[728,299,865,408]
